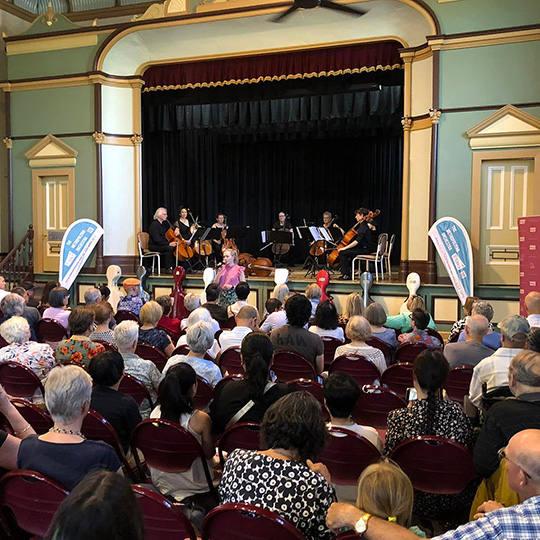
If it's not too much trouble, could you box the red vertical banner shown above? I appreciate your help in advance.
[518,216,540,316]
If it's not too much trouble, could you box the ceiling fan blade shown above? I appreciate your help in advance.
[271,4,300,22]
[319,0,368,16]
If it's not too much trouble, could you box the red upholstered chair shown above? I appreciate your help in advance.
[289,378,330,421]
[272,351,317,382]
[36,318,68,345]
[93,339,118,351]
[365,336,395,365]
[445,366,474,403]
[216,422,261,467]
[131,418,217,498]
[219,347,243,376]
[317,427,382,486]
[380,362,414,398]
[192,375,215,410]
[37,304,49,316]
[201,502,305,540]
[353,385,406,430]
[119,373,155,410]
[171,344,190,356]
[214,374,244,396]
[0,470,69,538]
[10,398,53,434]
[333,532,361,539]
[135,344,168,371]
[394,342,430,363]
[115,310,140,324]
[321,336,343,369]
[221,316,237,330]
[390,436,477,494]
[0,361,45,400]
[132,484,197,540]
[157,325,180,343]
[329,355,381,387]
[426,328,445,346]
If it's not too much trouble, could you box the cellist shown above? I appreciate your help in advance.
[148,207,177,273]
[337,207,372,280]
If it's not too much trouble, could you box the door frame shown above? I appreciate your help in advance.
[32,168,75,273]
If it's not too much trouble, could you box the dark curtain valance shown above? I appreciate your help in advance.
[143,41,403,92]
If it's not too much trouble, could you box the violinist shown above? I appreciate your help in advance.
[337,208,372,280]
[322,211,345,241]
[148,207,176,273]
[173,207,192,241]
[211,213,227,261]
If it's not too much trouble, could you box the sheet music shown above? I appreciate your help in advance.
[319,227,333,242]
[261,230,267,243]
[309,226,323,241]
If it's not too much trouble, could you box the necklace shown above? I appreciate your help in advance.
[49,427,86,439]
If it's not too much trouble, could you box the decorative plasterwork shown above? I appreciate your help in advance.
[132,0,188,21]
[466,105,540,150]
[24,134,78,168]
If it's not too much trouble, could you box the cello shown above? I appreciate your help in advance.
[326,209,380,266]
[165,221,194,261]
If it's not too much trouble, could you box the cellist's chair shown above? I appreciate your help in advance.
[383,234,395,279]
[352,233,388,281]
[138,232,161,276]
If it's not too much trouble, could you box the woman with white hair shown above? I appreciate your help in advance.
[272,283,289,304]
[164,321,222,387]
[176,308,220,359]
[180,293,220,333]
[17,365,121,490]
[0,293,37,341]
[0,316,55,401]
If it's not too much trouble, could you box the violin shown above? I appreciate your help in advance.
[188,211,213,258]
[170,266,188,319]
[326,209,380,266]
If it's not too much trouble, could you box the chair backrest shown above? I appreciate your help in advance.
[131,418,216,496]
[93,339,118,351]
[385,234,396,258]
[217,422,261,467]
[380,362,414,398]
[0,361,45,399]
[135,344,168,371]
[329,355,381,386]
[222,316,237,330]
[36,318,68,343]
[193,376,215,410]
[317,427,381,485]
[0,470,69,537]
[172,344,190,356]
[115,310,140,324]
[390,436,476,494]
[37,304,49,316]
[321,336,343,368]
[445,366,474,403]
[365,336,394,364]
[394,342,429,363]
[10,398,53,434]
[157,325,179,343]
[219,347,243,376]
[132,484,197,540]
[138,231,150,251]
[119,373,154,409]
[354,385,407,430]
[426,328,444,345]
[272,350,317,382]
[289,378,329,420]
[375,233,388,256]
[201,502,305,540]
[214,374,244,396]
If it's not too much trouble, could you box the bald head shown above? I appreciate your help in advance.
[236,306,259,328]
[525,292,540,316]
[465,315,489,342]
[507,429,540,493]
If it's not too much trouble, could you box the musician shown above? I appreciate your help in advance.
[322,211,344,241]
[173,207,192,241]
[273,211,293,233]
[337,208,372,280]
[211,213,227,261]
[148,207,176,273]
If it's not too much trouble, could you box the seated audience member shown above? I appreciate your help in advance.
[338,292,363,327]
[260,297,287,333]
[384,350,474,520]
[39,281,59,309]
[219,392,334,540]
[11,286,41,338]
[150,363,215,502]
[444,315,493,368]
[83,287,102,306]
[210,332,293,434]
[0,275,7,302]
[0,317,55,401]
[398,309,442,349]
[45,470,144,540]
[176,307,220,359]
[447,295,479,343]
[327,429,540,540]
[89,350,141,454]
[89,301,116,345]
[227,281,251,318]
[20,281,39,308]
[17,365,121,490]
[155,295,182,338]
[309,300,345,341]
[0,293,37,341]
[457,300,501,349]
[42,287,71,329]
[468,315,531,409]
[334,316,387,376]
[270,294,324,375]
[202,283,228,324]
[473,350,540,479]
[98,285,111,303]
[117,278,143,316]
[138,301,175,357]
[114,321,162,418]
[55,308,105,366]
[164,321,222,387]
[525,291,540,328]
[364,303,398,349]
[305,283,322,319]
[271,283,289,305]
[324,372,382,451]
[217,305,258,352]
[181,293,202,330]
[385,295,436,334]
[355,460,426,538]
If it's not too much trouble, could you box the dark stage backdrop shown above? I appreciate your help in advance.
[142,73,403,262]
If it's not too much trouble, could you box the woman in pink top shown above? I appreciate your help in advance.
[42,287,71,329]
[215,249,246,308]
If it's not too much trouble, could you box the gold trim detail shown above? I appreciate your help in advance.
[411,117,432,131]
[401,117,412,131]
[42,3,58,27]
[3,137,13,149]
[131,134,144,145]
[143,63,403,92]
[93,132,105,144]
[6,33,99,56]
[132,0,188,21]
[429,108,441,125]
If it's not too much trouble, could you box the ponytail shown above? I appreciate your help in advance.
[158,363,196,422]
[241,333,273,400]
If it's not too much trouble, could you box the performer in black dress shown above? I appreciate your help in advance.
[148,207,176,273]
[272,211,293,266]
[211,213,227,262]
[337,207,372,280]
[173,207,192,241]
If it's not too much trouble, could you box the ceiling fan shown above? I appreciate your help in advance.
[271,0,368,22]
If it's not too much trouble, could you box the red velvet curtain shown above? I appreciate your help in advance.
[143,41,402,91]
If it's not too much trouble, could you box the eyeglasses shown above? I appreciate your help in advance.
[498,447,532,479]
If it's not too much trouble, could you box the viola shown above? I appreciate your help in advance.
[170,266,188,319]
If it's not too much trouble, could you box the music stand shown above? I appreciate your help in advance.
[303,227,327,278]
[268,230,292,267]
[190,227,217,271]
